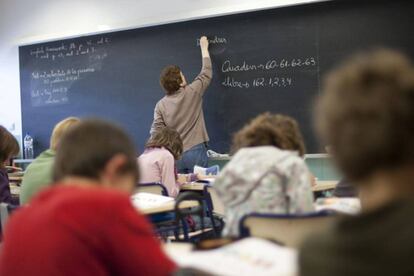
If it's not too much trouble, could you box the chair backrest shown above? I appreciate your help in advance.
[239,211,338,248]
[174,192,205,241]
[135,183,168,196]
[204,185,225,216]
[0,203,19,235]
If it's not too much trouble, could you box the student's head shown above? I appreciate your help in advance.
[159,65,187,95]
[0,126,20,167]
[231,113,306,156]
[146,127,183,160]
[50,117,80,151]
[316,49,414,184]
[53,119,139,193]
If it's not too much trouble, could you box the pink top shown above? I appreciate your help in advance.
[138,147,180,197]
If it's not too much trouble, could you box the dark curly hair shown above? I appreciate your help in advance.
[159,65,182,95]
[315,49,414,181]
[231,113,306,156]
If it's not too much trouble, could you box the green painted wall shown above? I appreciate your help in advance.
[209,155,341,181]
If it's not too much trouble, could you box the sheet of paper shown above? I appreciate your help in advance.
[202,177,215,183]
[315,197,361,214]
[167,237,298,276]
[131,192,174,209]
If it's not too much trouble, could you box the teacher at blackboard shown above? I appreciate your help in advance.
[150,36,212,173]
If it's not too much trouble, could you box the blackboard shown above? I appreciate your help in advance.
[19,0,414,156]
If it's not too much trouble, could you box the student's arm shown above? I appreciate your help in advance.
[108,199,177,275]
[287,161,315,213]
[159,152,180,197]
[149,103,166,135]
[188,36,212,97]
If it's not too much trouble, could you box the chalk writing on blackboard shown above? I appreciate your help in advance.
[222,76,293,89]
[221,56,317,90]
[28,37,110,107]
[196,36,227,46]
[30,66,98,107]
[29,37,110,61]
[221,57,317,73]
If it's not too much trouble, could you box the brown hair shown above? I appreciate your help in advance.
[53,119,139,183]
[146,127,183,160]
[50,117,80,151]
[231,113,306,156]
[0,126,20,166]
[160,65,182,95]
[316,49,414,181]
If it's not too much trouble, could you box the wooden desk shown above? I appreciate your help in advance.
[180,182,206,191]
[138,200,198,215]
[10,184,21,197]
[312,181,337,192]
[9,176,23,183]
[180,181,338,192]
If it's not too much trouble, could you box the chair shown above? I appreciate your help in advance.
[204,185,225,216]
[174,192,206,242]
[135,182,168,196]
[0,203,19,236]
[203,185,225,236]
[239,211,338,248]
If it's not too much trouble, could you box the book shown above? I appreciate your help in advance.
[131,192,174,210]
[166,237,297,276]
[193,165,220,176]
[315,197,361,215]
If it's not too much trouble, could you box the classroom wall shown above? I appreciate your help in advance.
[0,0,326,139]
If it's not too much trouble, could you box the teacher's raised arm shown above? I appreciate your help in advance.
[149,36,212,173]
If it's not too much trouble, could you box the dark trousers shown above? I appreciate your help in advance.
[177,143,208,174]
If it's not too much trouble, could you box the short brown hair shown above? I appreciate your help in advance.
[316,49,414,181]
[53,119,139,183]
[146,127,183,160]
[50,117,80,151]
[0,126,19,165]
[160,65,182,95]
[231,113,306,156]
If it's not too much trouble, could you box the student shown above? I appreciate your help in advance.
[138,127,187,197]
[0,119,176,276]
[0,126,19,204]
[150,36,212,173]
[299,50,414,276]
[214,113,315,237]
[20,117,80,204]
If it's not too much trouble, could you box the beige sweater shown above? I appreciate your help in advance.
[150,57,212,152]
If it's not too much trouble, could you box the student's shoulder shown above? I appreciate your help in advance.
[77,187,131,206]
[41,185,131,211]
[24,151,55,172]
[142,147,174,159]
[232,146,295,162]
[158,147,174,159]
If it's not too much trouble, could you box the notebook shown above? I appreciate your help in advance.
[167,237,297,276]
[131,192,174,210]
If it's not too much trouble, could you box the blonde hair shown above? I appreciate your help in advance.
[50,117,81,151]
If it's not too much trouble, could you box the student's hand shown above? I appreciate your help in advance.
[177,174,188,184]
[199,36,209,50]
